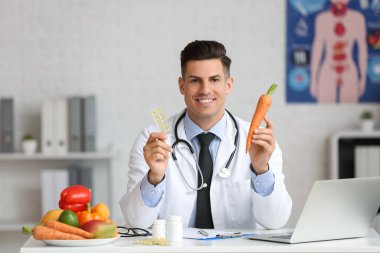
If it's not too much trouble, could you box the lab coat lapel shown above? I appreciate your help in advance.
[175,117,198,188]
[213,115,236,180]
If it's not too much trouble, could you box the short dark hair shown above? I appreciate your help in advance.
[180,40,231,77]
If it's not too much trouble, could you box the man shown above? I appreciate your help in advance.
[120,40,292,229]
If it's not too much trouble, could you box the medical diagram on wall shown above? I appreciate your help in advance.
[287,0,380,103]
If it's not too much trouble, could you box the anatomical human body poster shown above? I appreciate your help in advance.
[286,0,380,103]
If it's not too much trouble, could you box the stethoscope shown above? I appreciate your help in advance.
[171,110,239,191]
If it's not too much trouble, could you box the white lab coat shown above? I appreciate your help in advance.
[120,111,292,229]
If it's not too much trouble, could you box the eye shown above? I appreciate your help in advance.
[189,79,199,84]
[210,78,220,83]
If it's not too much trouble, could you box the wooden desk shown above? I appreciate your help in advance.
[20,229,380,253]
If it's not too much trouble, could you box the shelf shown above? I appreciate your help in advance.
[0,152,114,161]
[331,130,380,139]
[0,151,117,231]
[0,220,35,232]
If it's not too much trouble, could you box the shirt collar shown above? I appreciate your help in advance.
[184,111,227,141]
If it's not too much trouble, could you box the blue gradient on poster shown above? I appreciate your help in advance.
[367,58,380,83]
[289,0,327,15]
[288,67,310,91]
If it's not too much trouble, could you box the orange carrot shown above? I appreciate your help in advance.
[46,220,93,239]
[246,84,277,153]
[22,225,86,240]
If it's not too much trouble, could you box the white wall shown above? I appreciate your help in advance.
[0,0,378,227]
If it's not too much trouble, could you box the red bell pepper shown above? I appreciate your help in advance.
[59,185,91,213]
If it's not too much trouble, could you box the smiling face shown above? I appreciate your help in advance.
[179,59,234,130]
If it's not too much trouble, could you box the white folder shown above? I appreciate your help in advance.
[41,169,69,215]
[355,146,380,178]
[41,100,55,155]
[368,146,380,177]
[55,99,68,154]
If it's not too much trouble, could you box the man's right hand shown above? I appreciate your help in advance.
[143,132,173,186]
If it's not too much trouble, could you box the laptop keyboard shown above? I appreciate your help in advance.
[268,233,293,240]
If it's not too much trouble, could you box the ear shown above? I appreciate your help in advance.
[225,76,234,94]
[178,77,185,95]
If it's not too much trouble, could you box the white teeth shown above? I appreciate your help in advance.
[198,99,213,103]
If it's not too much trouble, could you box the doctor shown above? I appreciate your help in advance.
[120,40,292,229]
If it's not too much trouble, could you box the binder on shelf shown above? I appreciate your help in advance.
[42,95,97,154]
[82,96,96,152]
[42,99,69,154]
[40,169,69,215]
[41,100,56,154]
[55,99,68,155]
[68,97,82,152]
[355,146,380,178]
[68,164,93,189]
[68,164,80,186]
[0,98,14,153]
[68,164,93,204]
[369,146,380,177]
[355,146,367,178]
[79,166,93,190]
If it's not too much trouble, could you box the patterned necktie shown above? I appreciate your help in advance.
[195,132,215,228]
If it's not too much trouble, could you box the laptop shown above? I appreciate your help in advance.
[249,177,380,244]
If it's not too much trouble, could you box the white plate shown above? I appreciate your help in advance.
[43,235,120,247]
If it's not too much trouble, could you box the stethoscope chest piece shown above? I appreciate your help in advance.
[218,167,231,178]
[172,109,238,189]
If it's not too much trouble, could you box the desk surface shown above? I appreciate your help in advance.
[20,228,380,253]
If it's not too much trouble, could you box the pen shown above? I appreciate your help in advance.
[216,232,241,238]
[198,230,209,236]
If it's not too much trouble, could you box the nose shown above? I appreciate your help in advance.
[199,81,211,95]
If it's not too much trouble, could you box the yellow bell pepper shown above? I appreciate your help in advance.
[40,209,63,225]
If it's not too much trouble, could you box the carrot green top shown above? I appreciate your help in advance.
[266,84,277,96]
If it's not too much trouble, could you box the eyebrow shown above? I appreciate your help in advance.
[188,75,222,79]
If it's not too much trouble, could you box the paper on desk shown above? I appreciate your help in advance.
[183,228,255,240]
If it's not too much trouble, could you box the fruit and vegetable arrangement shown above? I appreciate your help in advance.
[22,184,118,241]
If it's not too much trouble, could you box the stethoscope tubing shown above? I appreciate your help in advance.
[170,109,239,191]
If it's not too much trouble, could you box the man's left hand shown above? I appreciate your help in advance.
[248,116,276,175]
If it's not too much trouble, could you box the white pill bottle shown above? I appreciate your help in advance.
[152,219,166,239]
[166,215,183,243]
